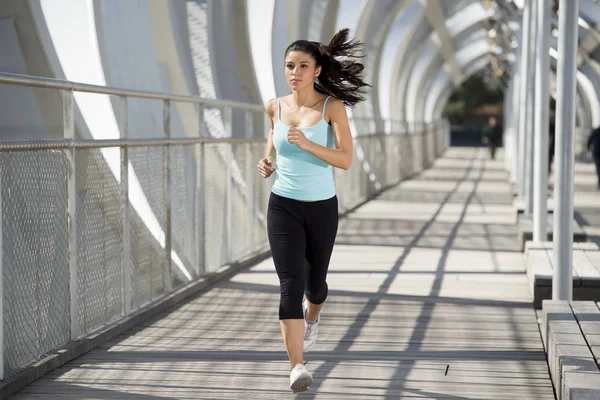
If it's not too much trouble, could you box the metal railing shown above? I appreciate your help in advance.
[0,71,449,381]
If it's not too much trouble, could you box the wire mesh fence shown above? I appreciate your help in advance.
[0,122,448,379]
[0,72,449,381]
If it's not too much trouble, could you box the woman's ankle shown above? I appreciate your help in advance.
[291,362,304,370]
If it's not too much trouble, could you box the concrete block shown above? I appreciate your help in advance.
[518,213,587,251]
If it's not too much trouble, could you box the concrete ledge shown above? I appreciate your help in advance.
[0,247,272,399]
[518,214,587,251]
[526,242,600,308]
[541,300,600,400]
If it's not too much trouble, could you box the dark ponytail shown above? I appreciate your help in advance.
[284,28,370,107]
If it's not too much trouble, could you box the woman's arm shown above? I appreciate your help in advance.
[264,128,275,159]
[287,98,353,170]
[258,99,277,178]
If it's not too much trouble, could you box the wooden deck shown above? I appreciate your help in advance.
[9,148,556,399]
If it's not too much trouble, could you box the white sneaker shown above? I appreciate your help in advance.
[303,299,319,352]
[290,364,312,393]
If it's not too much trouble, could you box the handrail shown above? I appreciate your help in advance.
[0,72,264,112]
[0,131,420,152]
[0,72,447,126]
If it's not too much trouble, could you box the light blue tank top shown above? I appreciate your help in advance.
[271,96,336,201]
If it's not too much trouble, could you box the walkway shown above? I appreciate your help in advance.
[9,148,555,399]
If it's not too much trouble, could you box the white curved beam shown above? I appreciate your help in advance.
[405,40,441,122]
[393,22,431,121]
[408,35,492,122]
[353,0,410,129]
[271,0,302,96]
[430,54,490,122]
[424,68,452,123]
[379,0,422,121]
[420,0,461,85]
[394,2,496,122]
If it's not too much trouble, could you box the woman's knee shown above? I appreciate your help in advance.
[305,281,328,305]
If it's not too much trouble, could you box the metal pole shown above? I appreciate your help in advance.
[533,0,551,241]
[120,96,131,315]
[199,106,206,274]
[246,111,254,255]
[511,58,521,185]
[0,148,3,380]
[518,0,533,198]
[553,0,579,301]
[199,143,206,275]
[64,89,79,341]
[225,108,233,263]
[163,100,172,293]
[503,79,511,173]
[525,0,538,215]
[195,105,205,277]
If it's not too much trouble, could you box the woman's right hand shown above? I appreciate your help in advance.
[257,156,275,178]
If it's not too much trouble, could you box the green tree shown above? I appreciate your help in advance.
[443,72,504,123]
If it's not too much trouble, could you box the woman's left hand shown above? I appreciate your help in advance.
[287,127,312,151]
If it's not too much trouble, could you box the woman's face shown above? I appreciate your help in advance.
[285,51,321,91]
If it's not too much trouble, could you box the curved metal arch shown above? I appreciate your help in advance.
[427,56,598,128]
[378,0,423,122]
[352,0,410,132]
[396,3,497,123]
[419,58,449,122]
[429,54,491,122]
[446,1,495,42]
[424,68,452,123]
[408,34,492,123]
[453,28,488,53]
[271,0,302,96]
[209,1,262,103]
[271,0,340,96]
[312,0,340,42]
[405,39,441,122]
[393,21,431,121]
[436,56,492,120]
[416,37,492,123]
[443,0,481,21]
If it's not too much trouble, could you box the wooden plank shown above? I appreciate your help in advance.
[586,250,600,276]
[573,250,600,287]
[542,300,600,398]
[527,249,553,287]
[571,301,600,367]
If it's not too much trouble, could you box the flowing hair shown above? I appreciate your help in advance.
[284,28,369,107]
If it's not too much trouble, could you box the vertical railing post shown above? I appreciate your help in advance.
[533,0,550,242]
[553,0,579,301]
[246,111,254,255]
[510,54,521,184]
[163,100,172,293]
[518,0,533,198]
[119,96,131,315]
[0,144,4,380]
[195,105,205,276]
[224,108,233,263]
[525,0,538,216]
[64,89,78,341]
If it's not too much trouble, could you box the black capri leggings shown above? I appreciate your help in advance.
[267,192,339,320]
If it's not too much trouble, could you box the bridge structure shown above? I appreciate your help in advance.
[1,0,600,398]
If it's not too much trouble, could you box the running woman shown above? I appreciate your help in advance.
[256,28,369,393]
